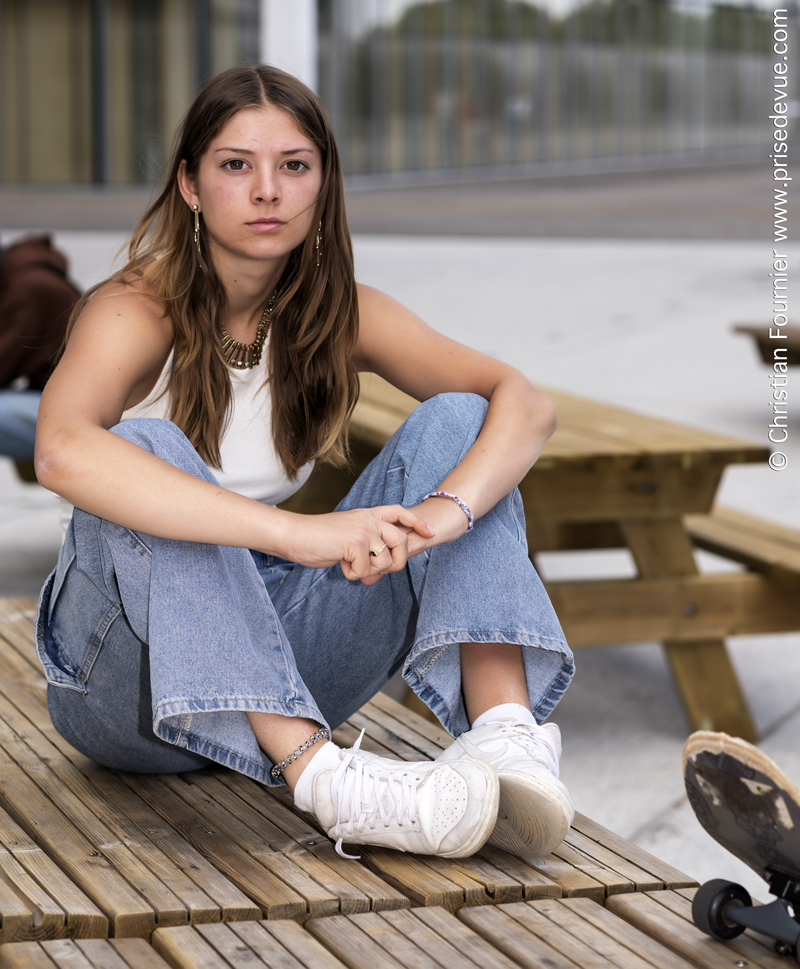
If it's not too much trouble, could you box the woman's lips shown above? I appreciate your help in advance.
[247,219,284,233]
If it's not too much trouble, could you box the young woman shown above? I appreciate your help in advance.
[34,66,574,860]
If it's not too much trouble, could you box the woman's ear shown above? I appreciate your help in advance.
[177,160,199,211]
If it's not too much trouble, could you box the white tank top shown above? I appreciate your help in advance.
[59,345,313,533]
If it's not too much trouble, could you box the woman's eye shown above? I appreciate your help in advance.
[284,160,306,172]
[224,159,246,171]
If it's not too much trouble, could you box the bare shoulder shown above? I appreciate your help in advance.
[73,275,172,351]
[47,275,174,424]
[356,282,414,321]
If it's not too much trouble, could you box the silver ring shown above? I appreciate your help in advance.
[369,543,387,557]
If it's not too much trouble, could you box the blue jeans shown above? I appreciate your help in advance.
[0,388,40,458]
[35,393,573,786]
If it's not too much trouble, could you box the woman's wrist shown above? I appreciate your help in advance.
[413,495,470,546]
[421,491,473,532]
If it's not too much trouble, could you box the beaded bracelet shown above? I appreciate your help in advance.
[422,491,474,532]
[270,726,330,778]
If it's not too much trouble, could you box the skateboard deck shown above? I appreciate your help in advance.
[683,731,800,881]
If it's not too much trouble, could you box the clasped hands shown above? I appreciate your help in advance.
[283,496,470,585]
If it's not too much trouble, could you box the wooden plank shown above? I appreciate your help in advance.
[0,942,58,968]
[474,846,562,900]
[414,855,491,908]
[159,772,341,919]
[346,711,434,763]
[0,750,154,937]
[306,913,407,969]
[0,692,202,931]
[570,813,696,890]
[0,811,106,941]
[0,650,260,926]
[355,703,446,761]
[16,942,94,969]
[0,600,40,671]
[441,855,525,905]
[200,921,307,969]
[0,811,106,944]
[557,897,697,969]
[529,897,667,969]
[366,694,451,751]
[119,773,306,921]
[547,571,800,646]
[407,906,521,969]
[176,769,369,916]
[520,462,726,522]
[339,911,444,969]
[562,829,663,893]
[151,925,240,969]
[499,900,620,968]
[0,685,235,928]
[623,518,757,740]
[253,920,349,969]
[354,374,768,465]
[355,847,467,912]
[607,891,780,969]
[106,939,172,969]
[550,839,632,897]
[686,506,800,583]
[211,770,410,913]
[458,904,581,969]
[516,853,606,901]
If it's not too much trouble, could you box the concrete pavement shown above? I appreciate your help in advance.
[2,162,796,903]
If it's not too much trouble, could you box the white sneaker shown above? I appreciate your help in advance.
[436,719,574,856]
[309,732,500,858]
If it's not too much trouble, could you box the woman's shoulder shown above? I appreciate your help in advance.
[77,274,173,347]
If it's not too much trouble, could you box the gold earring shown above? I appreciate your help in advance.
[192,204,201,254]
[315,220,322,268]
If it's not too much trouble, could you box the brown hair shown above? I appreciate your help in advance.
[67,65,359,475]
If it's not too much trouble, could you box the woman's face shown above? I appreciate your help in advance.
[179,103,323,269]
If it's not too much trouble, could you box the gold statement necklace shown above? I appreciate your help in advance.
[220,293,276,369]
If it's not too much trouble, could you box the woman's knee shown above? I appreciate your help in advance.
[110,419,217,483]
[405,393,489,464]
[415,392,488,426]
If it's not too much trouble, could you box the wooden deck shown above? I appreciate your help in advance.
[0,595,697,948]
[3,889,792,968]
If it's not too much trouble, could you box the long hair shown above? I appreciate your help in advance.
[65,65,359,475]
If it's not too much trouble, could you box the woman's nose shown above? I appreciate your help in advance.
[252,168,280,204]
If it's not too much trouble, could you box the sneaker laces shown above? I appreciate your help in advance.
[330,729,420,858]
[505,720,560,778]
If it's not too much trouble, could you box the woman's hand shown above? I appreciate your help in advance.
[277,505,436,584]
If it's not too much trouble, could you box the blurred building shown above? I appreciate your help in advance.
[0,0,794,184]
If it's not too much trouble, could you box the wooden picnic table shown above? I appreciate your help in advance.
[284,375,796,744]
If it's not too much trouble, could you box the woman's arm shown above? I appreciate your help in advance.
[36,288,430,579]
[354,284,557,552]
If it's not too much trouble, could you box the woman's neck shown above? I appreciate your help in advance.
[214,248,288,344]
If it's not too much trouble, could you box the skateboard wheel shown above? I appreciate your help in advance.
[692,879,752,940]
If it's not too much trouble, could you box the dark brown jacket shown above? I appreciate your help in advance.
[0,235,80,391]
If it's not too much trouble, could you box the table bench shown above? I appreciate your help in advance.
[3,890,789,968]
[685,505,800,593]
[281,375,800,743]
[0,596,694,948]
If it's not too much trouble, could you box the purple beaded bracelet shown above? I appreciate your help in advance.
[422,491,474,532]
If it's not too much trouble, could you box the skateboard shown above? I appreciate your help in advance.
[684,730,800,960]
